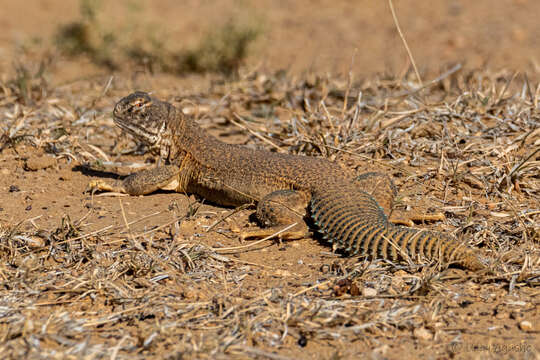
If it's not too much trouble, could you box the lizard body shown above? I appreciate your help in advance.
[91,91,485,270]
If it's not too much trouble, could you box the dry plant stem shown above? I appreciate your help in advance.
[507,147,540,179]
[292,279,333,298]
[118,199,179,274]
[320,100,335,132]
[95,192,129,197]
[388,0,423,86]
[241,346,294,360]
[54,224,114,245]
[85,143,110,161]
[206,203,252,233]
[388,63,462,99]
[231,112,285,152]
[82,305,147,328]
[213,222,299,253]
[342,49,357,118]
[301,139,410,173]
[54,210,164,246]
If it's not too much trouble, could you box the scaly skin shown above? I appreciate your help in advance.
[91,91,485,270]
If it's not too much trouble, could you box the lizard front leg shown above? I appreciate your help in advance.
[88,164,183,195]
[241,190,311,240]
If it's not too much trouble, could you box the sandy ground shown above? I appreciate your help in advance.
[0,1,539,359]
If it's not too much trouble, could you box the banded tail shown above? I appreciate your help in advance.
[310,187,485,270]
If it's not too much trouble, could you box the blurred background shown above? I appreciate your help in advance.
[0,0,538,82]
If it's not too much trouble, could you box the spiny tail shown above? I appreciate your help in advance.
[309,188,485,270]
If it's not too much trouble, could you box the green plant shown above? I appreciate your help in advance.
[54,0,118,69]
[54,0,261,75]
[8,59,51,104]
[176,21,260,76]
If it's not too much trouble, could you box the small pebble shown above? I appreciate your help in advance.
[320,264,331,273]
[362,287,377,297]
[519,320,533,332]
[24,236,46,248]
[273,269,292,277]
[372,345,389,356]
[297,334,307,347]
[413,327,433,341]
[25,155,56,171]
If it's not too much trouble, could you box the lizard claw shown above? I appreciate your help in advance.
[86,179,120,194]
[388,211,446,227]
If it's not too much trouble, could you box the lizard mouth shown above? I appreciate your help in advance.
[114,117,163,146]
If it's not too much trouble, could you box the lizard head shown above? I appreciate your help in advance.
[113,91,170,148]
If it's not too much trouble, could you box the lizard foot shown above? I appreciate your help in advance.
[86,179,126,195]
[408,212,445,222]
[241,189,310,241]
[389,210,445,227]
[388,216,415,227]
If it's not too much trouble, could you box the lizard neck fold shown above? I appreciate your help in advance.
[166,107,219,160]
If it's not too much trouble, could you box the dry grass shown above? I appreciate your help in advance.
[0,60,539,358]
